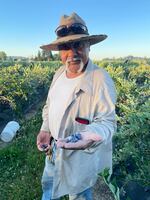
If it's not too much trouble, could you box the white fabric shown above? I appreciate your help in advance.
[48,71,83,139]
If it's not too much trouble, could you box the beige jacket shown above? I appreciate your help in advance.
[40,59,117,198]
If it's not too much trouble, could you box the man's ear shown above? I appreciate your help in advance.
[88,42,90,51]
[87,46,90,53]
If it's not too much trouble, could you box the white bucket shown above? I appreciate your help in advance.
[0,121,20,142]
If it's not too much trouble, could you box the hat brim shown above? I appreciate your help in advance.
[40,34,107,51]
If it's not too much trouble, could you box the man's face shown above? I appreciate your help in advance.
[59,41,90,74]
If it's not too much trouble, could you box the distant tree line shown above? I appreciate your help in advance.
[0,51,7,60]
[0,50,60,61]
[34,50,60,61]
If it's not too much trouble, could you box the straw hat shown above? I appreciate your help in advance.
[40,12,107,51]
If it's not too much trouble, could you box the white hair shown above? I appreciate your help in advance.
[65,45,90,74]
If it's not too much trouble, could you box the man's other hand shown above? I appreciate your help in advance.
[37,130,51,152]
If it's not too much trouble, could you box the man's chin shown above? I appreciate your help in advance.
[66,60,84,74]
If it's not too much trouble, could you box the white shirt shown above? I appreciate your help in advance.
[48,71,83,139]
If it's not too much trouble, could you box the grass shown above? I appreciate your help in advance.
[0,111,46,200]
[0,110,69,200]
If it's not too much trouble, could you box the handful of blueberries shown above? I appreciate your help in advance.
[66,133,82,143]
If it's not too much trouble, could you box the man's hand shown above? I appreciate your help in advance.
[37,130,51,152]
[56,131,102,150]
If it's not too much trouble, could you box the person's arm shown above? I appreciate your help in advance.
[40,97,50,132]
[37,96,51,151]
[37,66,64,151]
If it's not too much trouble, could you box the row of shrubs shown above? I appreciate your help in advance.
[0,61,61,122]
[95,59,150,199]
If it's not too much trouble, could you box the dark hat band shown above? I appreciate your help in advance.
[55,23,89,38]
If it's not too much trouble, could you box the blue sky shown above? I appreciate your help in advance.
[0,0,149,59]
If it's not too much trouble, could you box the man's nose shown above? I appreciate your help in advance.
[68,47,78,55]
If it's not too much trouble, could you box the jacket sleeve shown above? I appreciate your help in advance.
[85,72,117,147]
[40,66,64,132]
[40,96,50,132]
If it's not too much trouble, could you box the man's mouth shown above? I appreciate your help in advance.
[67,57,81,64]
[65,57,84,74]
[69,60,80,64]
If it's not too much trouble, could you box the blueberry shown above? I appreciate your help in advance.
[75,133,82,140]
[66,136,72,143]
[41,144,48,149]
[66,133,82,143]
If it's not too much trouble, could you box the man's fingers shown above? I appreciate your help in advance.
[56,139,67,148]
[57,139,94,150]
[56,138,68,148]
[64,140,85,148]
[81,132,102,141]
[37,143,51,152]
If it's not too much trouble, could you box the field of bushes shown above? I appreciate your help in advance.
[0,58,149,200]
[96,59,150,200]
[0,61,61,122]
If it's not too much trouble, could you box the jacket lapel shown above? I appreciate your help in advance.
[51,59,95,138]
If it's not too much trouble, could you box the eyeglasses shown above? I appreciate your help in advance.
[55,23,89,37]
[58,41,87,51]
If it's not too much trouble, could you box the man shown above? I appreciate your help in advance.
[37,12,116,200]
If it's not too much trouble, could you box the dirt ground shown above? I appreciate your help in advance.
[93,177,114,200]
